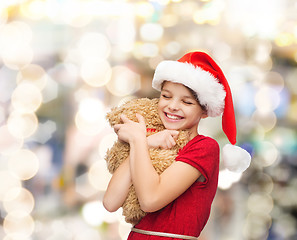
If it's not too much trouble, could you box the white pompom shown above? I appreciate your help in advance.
[222,144,251,173]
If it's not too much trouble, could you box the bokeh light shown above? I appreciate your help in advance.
[257,141,279,167]
[3,187,35,215]
[7,112,38,139]
[135,2,154,19]
[16,64,48,90]
[254,85,280,114]
[252,110,277,132]
[192,2,223,25]
[0,21,33,70]
[88,159,112,191]
[243,212,272,239]
[0,171,22,201]
[78,32,111,60]
[0,106,5,124]
[41,76,58,103]
[0,0,297,239]
[3,211,35,239]
[11,83,43,113]
[8,149,39,180]
[140,23,164,42]
[0,125,23,156]
[81,201,115,227]
[75,98,106,135]
[20,0,46,20]
[105,18,135,52]
[98,133,118,159]
[2,45,33,70]
[248,193,274,214]
[0,21,32,51]
[106,66,141,96]
[80,58,112,87]
[0,6,8,25]
[248,172,274,194]
[119,220,133,240]
[286,68,297,95]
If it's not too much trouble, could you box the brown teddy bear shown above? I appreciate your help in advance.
[105,98,191,225]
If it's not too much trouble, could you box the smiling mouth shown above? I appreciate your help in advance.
[165,112,184,120]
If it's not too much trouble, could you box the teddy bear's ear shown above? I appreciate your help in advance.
[105,98,150,126]
[105,97,165,128]
[105,106,123,126]
[106,98,141,126]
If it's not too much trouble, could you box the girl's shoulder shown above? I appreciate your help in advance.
[176,135,220,177]
[177,134,220,159]
[186,134,219,150]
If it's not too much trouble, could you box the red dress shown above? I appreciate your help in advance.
[127,135,220,239]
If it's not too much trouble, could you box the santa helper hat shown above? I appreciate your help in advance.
[152,51,251,173]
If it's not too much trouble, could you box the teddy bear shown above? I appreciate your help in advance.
[105,98,191,225]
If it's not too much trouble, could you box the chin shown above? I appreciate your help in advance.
[166,126,179,130]
[163,123,182,130]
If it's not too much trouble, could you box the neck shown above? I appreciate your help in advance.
[188,130,199,140]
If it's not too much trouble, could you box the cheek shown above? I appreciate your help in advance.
[187,108,203,120]
[157,102,163,116]
[158,100,165,111]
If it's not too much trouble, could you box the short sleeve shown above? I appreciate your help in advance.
[175,136,220,185]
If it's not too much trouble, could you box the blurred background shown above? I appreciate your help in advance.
[0,0,297,239]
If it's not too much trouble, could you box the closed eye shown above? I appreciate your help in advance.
[183,100,194,105]
[161,94,170,99]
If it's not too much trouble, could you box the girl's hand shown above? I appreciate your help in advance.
[147,130,179,149]
[114,114,146,143]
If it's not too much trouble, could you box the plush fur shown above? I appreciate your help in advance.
[105,98,191,225]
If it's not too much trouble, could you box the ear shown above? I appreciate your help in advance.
[201,110,208,119]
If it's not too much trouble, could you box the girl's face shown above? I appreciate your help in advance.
[158,81,207,139]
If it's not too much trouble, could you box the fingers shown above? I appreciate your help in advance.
[163,131,177,149]
[164,140,174,149]
[114,114,146,142]
[120,114,145,126]
[113,124,121,135]
[114,124,120,132]
[136,113,146,126]
[120,114,132,123]
[163,137,176,149]
[168,130,179,140]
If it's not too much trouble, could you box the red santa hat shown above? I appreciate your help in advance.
[152,51,251,173]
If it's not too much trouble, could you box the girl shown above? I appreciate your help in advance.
[103,51,250,239]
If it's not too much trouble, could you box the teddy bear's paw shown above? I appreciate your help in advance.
[124,211,147,225]
[122,204,146,225]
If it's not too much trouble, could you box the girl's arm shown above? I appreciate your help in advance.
[103,158,132,212]
[147,129,179,149]
[103,129,178,212]
[114,114,201,212]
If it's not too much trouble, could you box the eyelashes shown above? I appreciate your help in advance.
[183,101,193,105]
[161,94,195,105]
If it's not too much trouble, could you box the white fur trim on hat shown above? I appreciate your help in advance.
[152,60,226,117]
[222,144,251,173]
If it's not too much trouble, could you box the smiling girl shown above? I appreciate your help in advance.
[103,51,250,239]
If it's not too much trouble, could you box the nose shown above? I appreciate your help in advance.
[168,99,179,111]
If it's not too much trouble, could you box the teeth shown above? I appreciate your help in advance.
[166,113,181,120]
